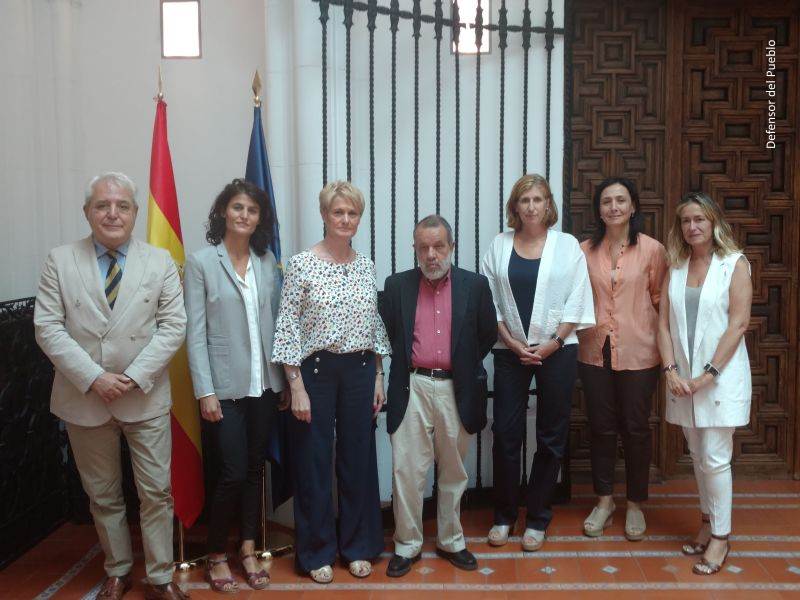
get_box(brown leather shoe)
[143,582,190,600]
[97,574,132,600]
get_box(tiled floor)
[3,480,800,599]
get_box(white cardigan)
[480,229,595,348]
[666,252,751,428]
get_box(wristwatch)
[550,333,565,348]
[288,371,300,381]
[662,364,678,373]
[703,362,720,378]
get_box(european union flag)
[246,104,290,507]
[246,105,281,265]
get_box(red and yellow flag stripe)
[147,99,204,529]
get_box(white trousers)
[391,373,470,558]
[682,426,735,537]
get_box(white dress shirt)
[235,259,265,398]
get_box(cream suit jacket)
[34,236,187,426]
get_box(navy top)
[508,247,540,335]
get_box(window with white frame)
[161,0,201,58]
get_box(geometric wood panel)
[567,0,800,479]
[666,0,800,477]
[567,0,668,481]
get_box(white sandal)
[625,507,646,541]
[487,524,512,547]
[309,565,333,584]
[348,560,372,578]
[521,528,545,552]
[583,503,615,537]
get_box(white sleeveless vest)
[665,252,751,428]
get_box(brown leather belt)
[411,367,453,379]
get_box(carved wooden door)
[566,0,800,478]
[664,0,800,477]
[566,0,670,480]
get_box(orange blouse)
[577,233,668,370]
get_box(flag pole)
[157,65,164,101]
[153,68,203,572]
[252,69,262,108]
[251,69,292,561]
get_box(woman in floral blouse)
[272,180,390,584]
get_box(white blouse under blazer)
[480,229,595,348]
[666,252,751,428]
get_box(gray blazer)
[184,243,284,400]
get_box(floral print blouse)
[271,250,391,366]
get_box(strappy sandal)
[583,503,615,537]
[205,555,239,594]
[348,560,372,578]
[239,551,269,590]
[682,514,711,556]
[488,524,512,547]
[692,534,730,575]
[309,565,333,584]
[625,506,646,541]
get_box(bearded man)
[379,214,497,577]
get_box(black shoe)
[435,548,478,571]
[386,553,421,577]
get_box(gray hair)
[84,172,138,207]
[414,214,454,244]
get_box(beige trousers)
[66,413,174,585]
[391,373,470,558]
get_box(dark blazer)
[381,266,498,435]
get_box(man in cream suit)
[34,172,188,600]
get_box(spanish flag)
[147,98,204,528]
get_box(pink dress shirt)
[411,270,452,370]
[577,233,668,370]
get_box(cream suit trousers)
[391,373,470,558]
[682,426,735,537]
[66,414,174,585]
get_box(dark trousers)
[491,344,577,531]
[207,391,277,553]
[578,338,659,502]
[289,350,383,572]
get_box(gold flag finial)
[156,65,164,101]
[252,70,262,107]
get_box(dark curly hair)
[206,179,274,256]
[589,176,644,248]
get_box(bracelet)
[287,371,300,381]
[550,333,565,348]
[662,364,678,373]
[376,371,385,376]
[703,362,720,378]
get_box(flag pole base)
[175,556,204,572]
[258,459,294,560]
[174,521,205,571]
[256,536,294,561]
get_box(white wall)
[1,0,565,505]
[1,0,564,299]
[0,0,267,300]
[263,0,565,504]
[264,0,565,280]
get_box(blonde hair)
[666,192,741,266]
[506,174,558,230]
[319,180,365,215]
